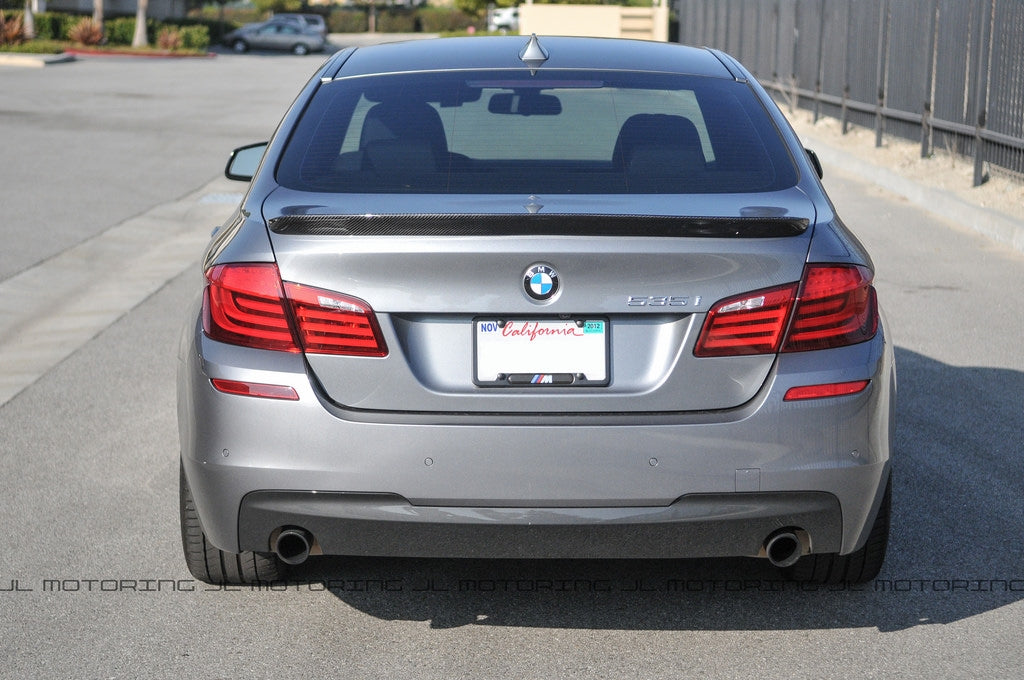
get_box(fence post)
[754,0,763,77]
[972,0,994,187]
[921,0,939,159]
[813,0,826,123]
[773,0,782,93]
[841,0,853,135]
[874,0,890,148]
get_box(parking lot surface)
[1,47,1022,678]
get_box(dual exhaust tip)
[274,526,807,569]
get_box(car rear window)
[276,70,798,194]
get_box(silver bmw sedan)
[178,36,895,585]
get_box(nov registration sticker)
[474,319,609,387]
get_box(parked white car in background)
[488,7,519,32]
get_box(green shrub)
[175,17,224,42]
[327,8,367,33]
[31,11,61,40]
[0,38,65,53]
[105,16,136,45]
[377,8,416,33]
[178,24,209,50]
[32,12,82,41]
[416,7,475,32]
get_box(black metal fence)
[676,0,1024,186]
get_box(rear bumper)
[239,490,843,559]
[178,315,894,560]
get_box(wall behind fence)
[677,0,1024,186]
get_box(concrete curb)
[0,52,76,67]
[0,178,242,406]
[64,47,215,59]
[798,128,1024,256]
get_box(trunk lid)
[263,189,815,413]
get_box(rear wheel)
[292,43,309,55]
[180,463,286,585]
[231,39,248,53]
[784,472,891,583]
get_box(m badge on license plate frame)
[474,318,609,387]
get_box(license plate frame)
[473,318,609,387]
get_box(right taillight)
[782,264,877,352]
[202,263,388,357]
[694,264,878,357]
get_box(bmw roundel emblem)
[523,264,560,301]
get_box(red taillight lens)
[782,265,878,352]
[693,283,798,357]
[202,263,388,357]
[204,264,299,352]
[694,265,878,357]
[283,283,388,357]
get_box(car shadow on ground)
[286,346,1024,631]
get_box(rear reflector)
[211,379,299,401]
[203,263,388,357]
[784,380,869,401]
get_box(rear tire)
[231,39,248,53]
[180,463,286,585]
[783,472,891,584]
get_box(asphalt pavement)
[1,44,1022,679]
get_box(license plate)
[474,319,608,386]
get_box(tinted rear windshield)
[276,70,798,194]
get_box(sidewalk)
[787,109,1024,256]
[0,178,242,406]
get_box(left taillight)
[694,264,878,357]
[282,282,388,357]
[692,283,798,357]
[204,264,298,352]
[202,263,388,357]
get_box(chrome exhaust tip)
[764,530,803,568]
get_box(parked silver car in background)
[179,36,895,585]
[271,12,328,37]
[223,19,326,55]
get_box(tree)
[132,0,148,47]
[93,0,104,34]
[22,0,35,40]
